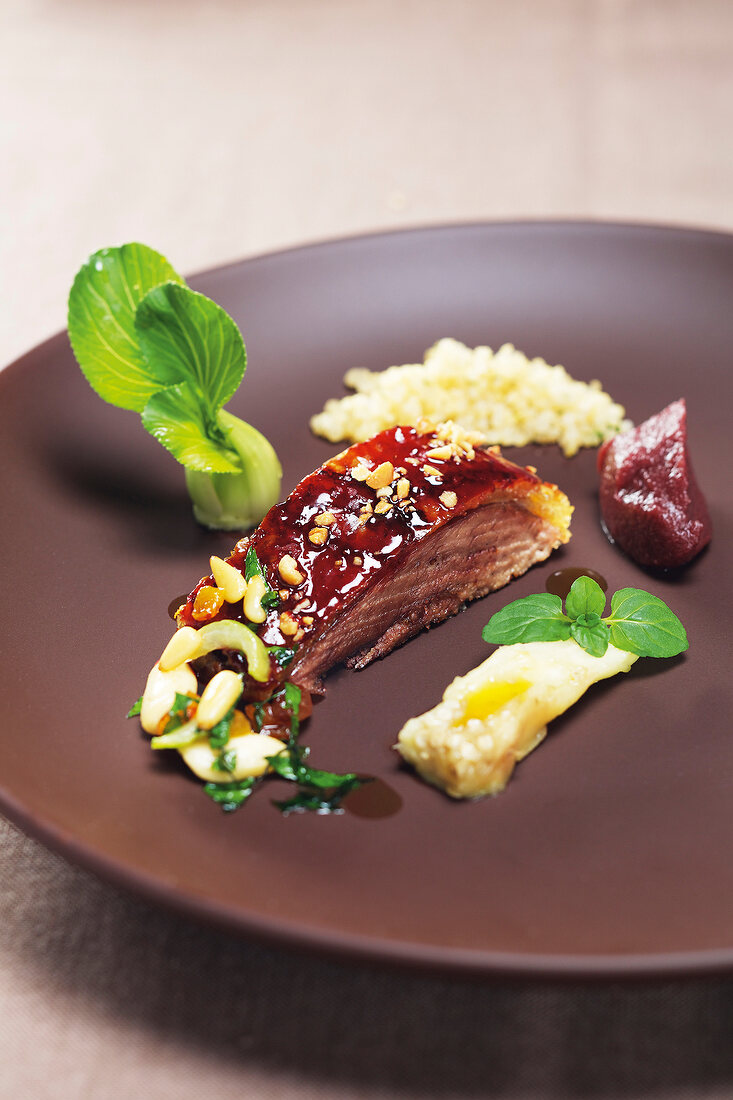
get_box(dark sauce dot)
[343,778,403,819]
[546,567,607,601]
[168,594,190,620]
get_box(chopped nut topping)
[351,463,371,482]
[279,589,289,600]
[525,464,537,474]
[489,445,501,454]
[279,611,299,636]
[335,558,344,567]
[422,464,441,478]
[374,499,392,515]
[366,461,394,490]
[308,527,329,546]
[358,512,371,525]
[315,510,335,526]
[294,628,305,643]
[353,556,363,565]
[395,466,407,475]
[425,444,453,461]
[433,419,485,450]
[302,615,314,626]
[361,500,374,513]
[293,598,311,612]
[278,554,305,585]
[405,456,421,466]
[395,477,410,499]
[375,486,392,498]
[439,490,458,508]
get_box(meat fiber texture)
[178,423,573,700]
[598,399,711,569]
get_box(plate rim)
[2,218,732,980]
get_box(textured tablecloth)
[3,2,733,1096]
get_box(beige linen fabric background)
[2,1,733,1097]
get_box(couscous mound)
[310,338,630,457]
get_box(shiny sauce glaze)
[178,425,555,702]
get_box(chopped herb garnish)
[164,692,196,733]
[244,546,280,609]
[267,746,359,790]
[213,749,238,774]
[482,577,688,659]
[274,777,364,816]
[126,696,143,718]
[203,777,258,812]
[207,708,234,750]
[269,645,297,668]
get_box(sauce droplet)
[343,778,403,819]
[545,567,607,601]
[168,594,190,620]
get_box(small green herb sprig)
[68,242,281,530]
[482,576,688,659]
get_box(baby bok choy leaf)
[67,242,281,530]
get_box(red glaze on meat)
[598,399,712,569]
[178,424,572,700]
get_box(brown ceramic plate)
[0,223,730,979]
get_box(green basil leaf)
[68,243,184,411]
[135,282,246,421]
[570,616,610,657]
[606,588,689,658]
[141,383,243,473]
[482,593,571,645]
[565,576,606,619]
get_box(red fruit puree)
[598,399,711,569]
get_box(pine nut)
[350,463,370,482]
[374,499,392,515]
[196,670,244,730]
[439,490,458,508]
[180,732,285,782]
[278,554,304,585]
[308,527,328,546]
[395,477,410,499]
[243,574,268,623]
[315,511,335,526]
[159,626,200,672]
[210,555,247,603]
[140,662,198,735]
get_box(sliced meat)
[178,423,572,700]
